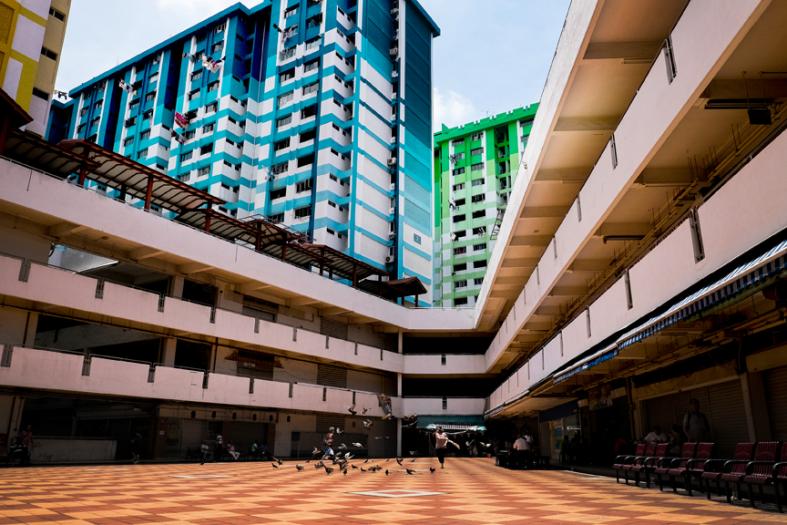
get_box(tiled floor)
[0,458,784,524]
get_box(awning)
[551,237,787,385]
[416,415,486,432]
[617,238,786,349]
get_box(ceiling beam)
[635,168,696,187]
[549,286,587,296]
[554,116,618,133]
[238,282,272,294]
[700,78,787,99]
[48,222,88,238]
[509,235,552,246]
[534,168,590,183]
[322,307,350,317]
[583,41,661,62]
[493,276,527,285]
[534,304,563,316]
[129,246,165,261]
[568,259,610,272]
[290,297,321,307]
[501,257,539,268]
[595,222,651,237]
[178,262,213,274]
[520,205,571,219]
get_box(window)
[472,226,486,236]
[473,243,486,251]
[277,114,292,127]
[206,101,218,113]
[188,89,199,100]
[453,263,467,272]
[470,147,482,156]
[452,167,465,176]
[199,144,212,156]
[472,210,485,219]
[191,70,203,81]
[144,92,155,102]
[149,72,158,83]
[451,138,463,146]
[212,42,223,54]
[297,154,315,167]
[471,194,484,203]
[80,107,88,116]
[471,163,483,171]
[455,230,467,239]
[455,280,467,288]
[180,151,193,162]
[413,233,422,244]
[279,69,295,83]
[304,59,319,74]
[270,188,286,199]
[303,82,319,95]
[123,137,134,146]
[202,123,215,133]
[455,198,465,206]
[32,87,49,100]
[49,7,66,20]
[179,172,191,182]
[473,260,487,269]
[214,24,225,33]
[299,129,316,142]
[474,277,484,286]
[278,91,293,106]
[294,207,311,218]
[452,183,464,192]
[453,247,466,255]
[284,5,298,17]
[301,104,317,119]
[271,162,288,175]
[138,148,148,159]
[498,161,509,174]
[471,132,482,141]
[269,212,284,223]
[207,81,219,93]
[198,166,210,176]
[305,37,320,51]
[274,138,290,151]
[455,297,468,306]
[125,117,136,127]
[471,178,484,187]
[40,46,58,60]
[296,180,312,193]
[140,130,150,141]
[452,214,466,223]
[280,46,296,60]
[184,130,196,139]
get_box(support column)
[161,338,177,367]
[22,312,38,347]
[396,329,403,457]
[170,276,185,299]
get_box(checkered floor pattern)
[0,458,784,524]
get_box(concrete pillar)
[170,276,184,298]
[397,330,403,354]
[22,312,38,347]
[396,372,403,457]
[161,337,177,367]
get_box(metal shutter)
[765,366,787,440]
[704,380,748,457]
[317,364,347,388]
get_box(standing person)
[323,427,335,458]
[19,425,33,466]
[200,441,210,465]
[213,433,224,462]
[434,426,459,469]
[682,399,711,442]
[130,431,142,464]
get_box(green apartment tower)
[433,104,538,307]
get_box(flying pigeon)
[360,466,367,472]
[351,464,358,469]
[362,407,369,415]
[405,468,416,475]
[385,469,389,475]
[395,457,403,466]
[335,427,343,435]
[429,467,436,473]
[273,457,283,465]
[271,463,279,468]
[337,443,348,451]
[408,450,416,456]
[352,442,363,448]
[363,458,369,463]
[348,404,357,416]
[343,469,348,475]
[362,419,373,429]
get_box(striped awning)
[552,238,787,385]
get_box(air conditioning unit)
[387,157,397,166]
[389,47,398,57]
[385,255,394,263]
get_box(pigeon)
[405,468,416,475]
[343,469,348,475]
[363,458,369,463]
[271,463,279,468]
[312,446,322,456]
[352,442,363,448]
[385,469,389,475]
[345,453,353,461]
[335,427,343,435]
[348,404,357,416]
[410,458,417,463]
[314,461,323,469]
[429,467,436,473]
[409,450,416,456]
[324,465,334,475]
[362,407,369,414]
[362,419,373,429]
[360,466,367,472]
[296,464,304,471]
[273,456,283,465]
[480,442,491,449]
[351,464,358,469]
[382,413,394,420]
[395,457,403,466]
[337,443,348,451]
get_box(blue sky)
[56,0,569,130]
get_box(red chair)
[721,441,778,504]
[634,443,669,488]
[774,443,787,513]
[701,442,754,500]
[655,442,696,491]
[614,442,645,484]
[677,442,715,495]
[743,441,782,508]
[623,442,657,486]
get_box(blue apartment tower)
[48,0,439,304]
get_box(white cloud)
[432,87,482,132]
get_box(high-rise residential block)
[47,0,438,304]
[432,105,537,307]
[0,0,70,135]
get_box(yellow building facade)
[0,0,69,135]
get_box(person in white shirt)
[643,425,668,444]
[512,432,533,467]
[434,427,460,469]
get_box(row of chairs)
[613,441,787,512]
